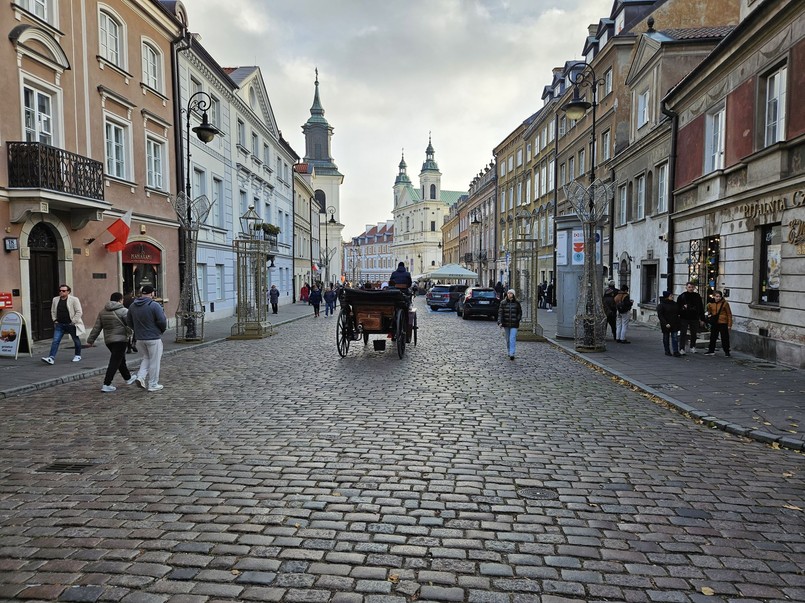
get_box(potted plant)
[261,223,281,236]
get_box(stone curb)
[545,336,804,453]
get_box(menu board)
[0,311,31,359]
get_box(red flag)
[104,210,132,253]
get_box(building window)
[508,187,513,210]
[516,149,523,166]
[141,41,162,91]
[559,116,566,137]
[548,159,555,192]
[657,162,668,213]
[23,86,54,145]
[578,149,585,176]
[526,178,531,204]
[604,68,613,96]
[430,184,436,199]
[252,132,259,156]
[197,264,207,303]
[237,119,246,147]
[705,105,725,173]
[568,156,575,180]
[764,65,787,146]
[209,95,220,128]
[758,224,781,305]
[104,119,128,179]
[508,156,513,171]
[145,138,164,190]
[559,163,566,186]
[212,177,224,227]
[540,164,547,196]
[431,221,436,232]
[635,174,645,221]
[215,265,224,300]
[618,185,627,226]
[601,129,611,161]
[641,263,658,304]
[18,0,49,21]
[548,120,555,142]
[526,143,531,161]
[637,90,649,129]
[99,9,123,67]
[193,168,206,210]
[263,143,269,163]
[516,182,522,205]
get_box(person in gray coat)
[86,292,136,392]
[126,285,167,392]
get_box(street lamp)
[561,62,611,352]
[471,213,482,283]
[322,205,336,286]
[175,91,221,342]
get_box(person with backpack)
[613,285,633,344]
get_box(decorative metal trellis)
[563,179,613,352]
[170,191,213,342]
[230,206,273,339]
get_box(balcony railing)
[7,142,104,201]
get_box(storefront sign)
[789,219,805,255]
[122,242,161,264]
[738,189,805,218]
[0,292,12,309]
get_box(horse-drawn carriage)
[336,288,418,358]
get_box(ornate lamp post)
[471,213,481,282]
[562,62,613,352]
[173,91,221,342]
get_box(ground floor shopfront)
[673,183,805,368]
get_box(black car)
[426,284,467,311]
[455,287,500,320]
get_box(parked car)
[426,284,467,311]
[455,287,500,320]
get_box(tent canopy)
[425,263,478,279]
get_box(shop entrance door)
[28,223,60,340]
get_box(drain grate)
[517,487,559,500]
[37,462,95,474]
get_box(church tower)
[418,134,441,202]
[393,150,411,208]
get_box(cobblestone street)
[1,299,803,602]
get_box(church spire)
[395,148,411,185]
[421,132,439,173]
[302,68,342,176]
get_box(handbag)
[113,311,134,340]
[708,302,724,327]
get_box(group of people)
[42,284,167,393]
[604,280,734,357]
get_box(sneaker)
[665,352,672,356]
[673,352,682,357]
[704,351,715,356]
[126,376,139,385]
[509,355,515,360]
[147,384,164,392]
[101,384,116,393]
[689,347,696,354]
[724,352,731,357]
[41,356,54,365]
[135,376,146,389]
[72,355,81,362]
[679,349,686,355]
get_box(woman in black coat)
[656,290,682,356]
[497,289,523,360]
[308,286,323,318]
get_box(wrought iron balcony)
[7,142,104,201]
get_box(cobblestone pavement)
[1,299,803,602]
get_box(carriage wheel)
[396,309,407,358]
[337,308,351,357]
[363,332,369,345]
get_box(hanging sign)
[0,292,12,309]
[556,231,568,265]
[571,229,585,265]
[0,311,32,359]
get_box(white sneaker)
[101,384,116,393]
[135,376,146,389]
[147,384,164,392]
[126,376,139,385]
[41,356,54,365]
[679,349,686,356]
[689,347,696,354]
[72,355,81,362]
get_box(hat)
[141,285,155,295]
[507,289,516,295]
[608,280,615,287]
[662,290,671,298]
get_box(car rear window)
[430,286,449,293]
[473,290,497,299]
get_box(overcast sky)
[185,0,612,239]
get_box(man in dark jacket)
[656,290,682,357]
[389,262,412,288]
[602,281,619,340]
[126,285,167,392]
[676,281,705,355]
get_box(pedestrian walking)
[537,282,545,309]
[323,284,337,317]
[603,281,619,340]
[545,281,554,312]
[494,281,505,299]
[126,285,167,392]
[85,292,137,392]
[268,284,280,314]
[300,283,310,303]
[41,284,84,365]
[657,290,682,357]
[705,290,733,357]
[677,281,706,355]
[613,285,633,343]
[497,289,522,360]
[308,285,322,317]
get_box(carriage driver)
[389,262,412,289]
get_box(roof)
[650,26,736,42]
[441,190,466,207]
[223,66,258,86]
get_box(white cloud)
[183,0,612,238]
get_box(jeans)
[616,312,630,341]
[104,342,131,385]
[137,339,163,388]
[325,300,336,316]
[48,322,81,358]
[504,327,517,357]
[679,318,700,350]
[662,331,680,354]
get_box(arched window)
[141,40,162,91]
[99,7,125,68]
[430,184,436,199]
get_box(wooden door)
[27,224,59,340]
